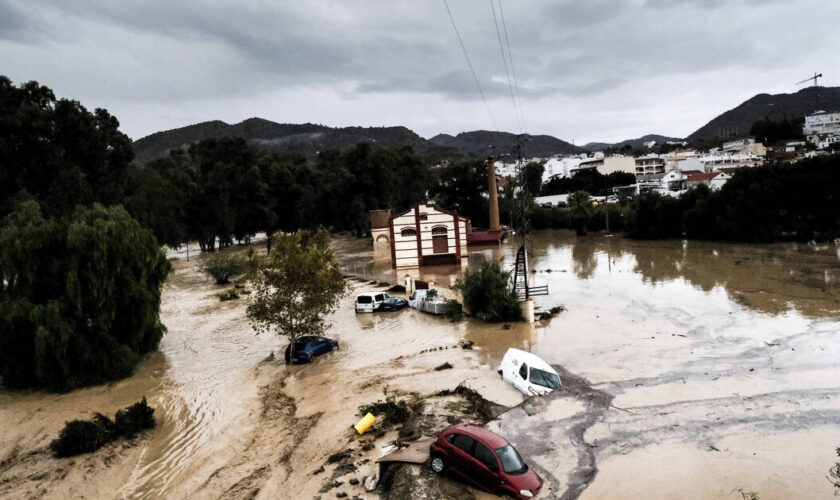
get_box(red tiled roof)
[686,172,721,182]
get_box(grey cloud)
[0,0,837,141]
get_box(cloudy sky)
[1,0,838,143]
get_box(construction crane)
[796,72,822,87]
[796,72,823,108]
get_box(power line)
[442,0,498,131]
[489,0,522,133]
[497,0,526,132]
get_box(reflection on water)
[335,230,840,319]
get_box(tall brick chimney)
[487,156,500,231]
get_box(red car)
[429,423,543,499]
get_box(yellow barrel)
[354,413,376,435]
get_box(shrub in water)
[114,397,156,438]
[202,253,245,284]
[453,258,522,322]
[50,398,156,457]
[49,419,112,458]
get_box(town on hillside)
[466,109,840,207]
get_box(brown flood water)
[1,230,839,499]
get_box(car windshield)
[529,368,560,389]
[495,444,528,475]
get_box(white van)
[355,292,386,313]
[498,348,561,396]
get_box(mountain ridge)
[132,119,583,163]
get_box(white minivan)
[355,292,386,313]
[498,348,561,396]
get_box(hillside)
[428,130,582,158]
[687,86,840,144]
[133,119,582,163]
[133,118,433,163]
[582,134,684,151]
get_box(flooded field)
[1,230,839,499]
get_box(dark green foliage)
[523,162,545,196]
[541,169,635,196]
[202,253,245,284]
[568,191,595,235]
[0,202,170,391]
[50,419,113,458]
[0,77,134,219]
[624,156,840,242]
[453,259,522,322]
[50,398,155,457]
[127,138,432,247]
[749,117,803,144]
[829,447,840,492]
[624,192,683,239]
[114,397,156,438]
[531,206,572,230]
[429,159,490,228]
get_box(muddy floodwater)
[1,230,839,499]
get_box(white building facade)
[389,203,469,268]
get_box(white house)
[542,156,585,182]
[685,171,731,190]
[803,110,840,135]
[388,203,469,269]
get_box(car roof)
[357,292,384,297]
[446,423,508,449]
[503,348,557,374]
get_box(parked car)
[498,348,561,396]
[378,294,408,311]
[355,292,386,313]
[284,336,339,364]
[356,292,408,312]
[429,423,542,499]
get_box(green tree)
[0,201,170,390]
[429,159,489,228]
[0,77,134,218]
[453,259,522,322]
[568,191,594,235]
[523,162,545,196]
[246,228,347,363]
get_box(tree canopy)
[0,76,134,218]
[0,202,170,390]
[454,258,522,322]
[246,229,347,361]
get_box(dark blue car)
[284,336,339,364]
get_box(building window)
[431,226,448,236]
[419,212,428,221]
[400,228,417,237]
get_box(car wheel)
[332,343,338,351]
[430,455,446,474]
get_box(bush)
[114,397,156,438]
[50,398,156,458]
[50,419,113,458]
[202,252,245,284]
[454,259,522,322]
